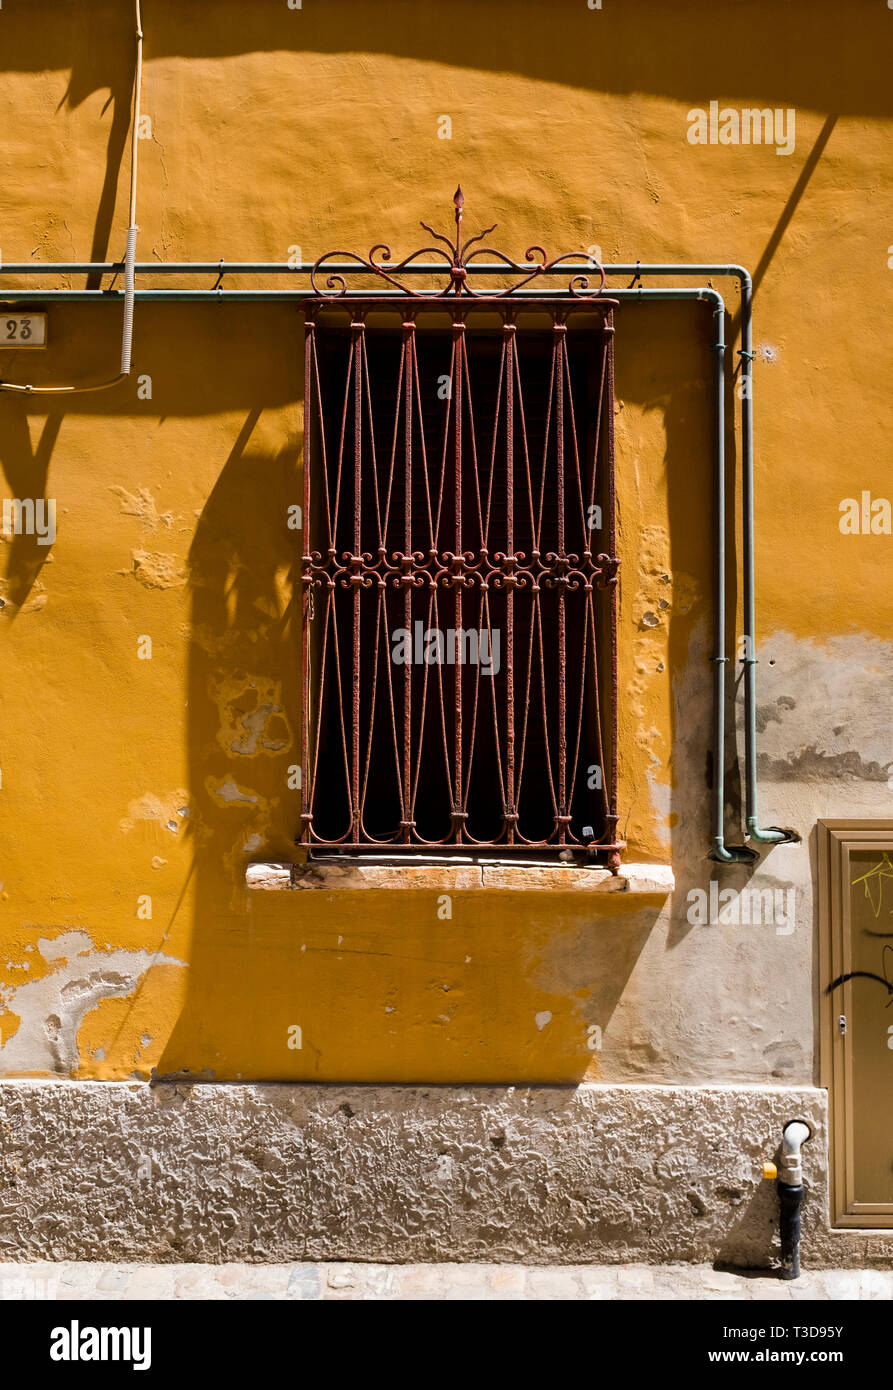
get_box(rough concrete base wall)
[1,1081,891,1268]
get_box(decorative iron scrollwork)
[310,187,606,300]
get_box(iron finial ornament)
[310,190,606,300]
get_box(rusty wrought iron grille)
[300,194,622,867]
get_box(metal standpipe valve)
[763,1120,812,1279]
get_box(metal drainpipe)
[734,266,799,847]
[0,259,794,856]
[706,289,755,864]
[607,264,799,849]
[607,285,753,862]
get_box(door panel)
[820,823,893,1227]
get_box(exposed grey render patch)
[211,778,259,806]
[0,1080,889,1268]
[759,746,893,783]
[0,934,186,1075]
[755,694,796,733]
[231,703,287,756]
[750,632,893,783]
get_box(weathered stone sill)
[245,860,675,894]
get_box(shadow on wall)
[2,1,137,276]
[157,311,667,1084]
[612,299,757,942]
[2,0,891,116]
[0,409,63,610]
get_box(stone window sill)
[245,859,674,895]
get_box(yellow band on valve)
[762,1162,778,1181]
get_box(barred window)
[300,300,621,865]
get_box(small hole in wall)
[768,659,776,665]
[490,1134,506,1150]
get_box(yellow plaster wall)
[0,0,890,1082]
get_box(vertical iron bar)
[301,316,315,843]
[452,320,465,842]
[351,318,364,841]
[555,322,567,842]
[586,332,610,841]
[603,311,621,869]
[402,318,415,840]
[504,320,516,842]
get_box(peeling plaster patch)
[643,736,672,851]
[231,703,287,755]
[210,675,292,758]
[151,857,167,870]
[756,694,796,733]
[207,776,259,806]
[108,486,177,531]
[535,1011,552,1031]
[123,550,188,590]
[760,746,893,782]
[629,527,701,850]
[39,931,93,964]
[751,632,893,782]
[120,791,190,835]
[0,932,186,1075]
[242,834,263,852]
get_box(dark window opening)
[300,301,621,863]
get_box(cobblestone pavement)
[0,1262,889,1300]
